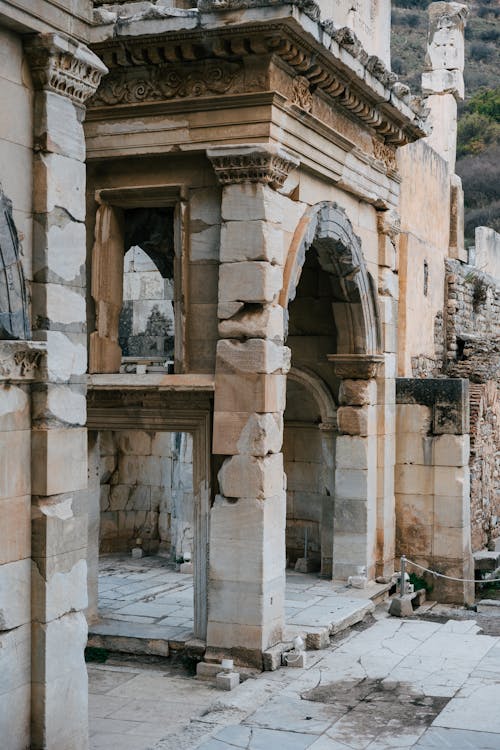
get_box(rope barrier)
[402,556,500,585]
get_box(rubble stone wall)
[99,430,194,558]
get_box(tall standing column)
[207,145,298,667]
[25,35,106,750]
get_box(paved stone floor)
[91,555,381,651]
[89,607,500,750]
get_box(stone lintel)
[25,32,108,106]
[327,354,384,380]
[0,341,46,383]
[207,144,299,189]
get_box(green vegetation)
[391,1,500,243]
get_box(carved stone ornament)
[291,76,313,113]
[25,33,108,105]
[91,61,243,107]
[0,341,46,382]
[376,209,401,240]
[372,139,397,171]
[327,353,384,379]
[207,144,300,189]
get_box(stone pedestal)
[207,144,298,666]
[25,33,106,750]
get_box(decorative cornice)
[89,17,427,146]
[198,0,320,20]
[327,354,384,379]
[25,33,108,106]
[207,144,299,188]
[0,341,46,382]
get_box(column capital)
[376,208,400,240]
[207,143,299,189]
[327,353,384,379]
[25,33,108,106]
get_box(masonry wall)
[0,26,33,749]
[99,430,194,558]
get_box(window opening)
[118,207,175,372]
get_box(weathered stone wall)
[99,430,194,558]
[395,378,473,604]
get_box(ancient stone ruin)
[0,1,498,747]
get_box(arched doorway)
[282,202,383,580]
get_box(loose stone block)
[218,453,284,499]
[216,339,290,375]
[216,671,240,690]
[219,261,283,304]
[31,427,87,495]
[0,559,30,629]
[219,304,285,343]
[221,220,284,264]
[339,379,377,406]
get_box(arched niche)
[280,201,381,356]
[0,187,30,340]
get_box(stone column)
[329,355,383,581]
[25,34,106,750]
[206,144,298,667]
[422,2,468,172]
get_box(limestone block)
[32,282,86,330]
[31,427,87,495]
[221,183,284,223]
[190,186,221,225]
[336,436,375,471]
[339,379,377,406]
[191,224,220,262]
[379,236,397,270]
[206,616,284,655]
[210,493,285,544]
[434,494,467,528]
[432,525,469,558]
[0,683,30,750]
[434,465,469,498]
[31,614,88,750]
[118,430,152,455]
[0,430,30,500]
[33,153,86,221]
[0,559,30,629]
[336,406,374,437]
[214,371,286,413]
[213,411,282,456]
[422,69,464,99]
[216,671,240,690]
[32,504,87,558]
[218,300,244,320]
[32,383,86,426]
[0,622,30,697]
[378,268,399,299]
[34,90,85,161]
[396,492,434,527]
[221,220,284,265]
[383,323,397,354]
[218,453,284,499]
[219,304,285,343]
[334,498,368,533]
[396,433,432,466]
[396,404,432,435]
[37,330,87,382]
[219,261,283,304]
[394,464,433,496]
[151,432,173,457]
[32,557,88,622]
[433,434,469,467]
[0,494,30,563]
[0,385,29,432]
[33,213,86,286]
[335,469,369,501]
[207,576,284,629]
[216,339,290,375]
[100,485,110,511]
[210,532,285,584]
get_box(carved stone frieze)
[0,341,46,382]
[25,33,108,105]
[372,139,397,171]
[291,76,312,112]
[90,61,244,106]
[207,144,299,188]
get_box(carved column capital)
[376,208,401,240]
[207,144,299,189]
[0,341,45,382]
[25,33,108,106]
[327,353,384,379]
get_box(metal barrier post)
[400,555,406,597]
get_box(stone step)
[474,549,500,573]
[88,618,194,657]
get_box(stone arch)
[287,365,337,429]
[0,186,30,340]
[280,202,381,355]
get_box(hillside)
[391,0,500,243]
